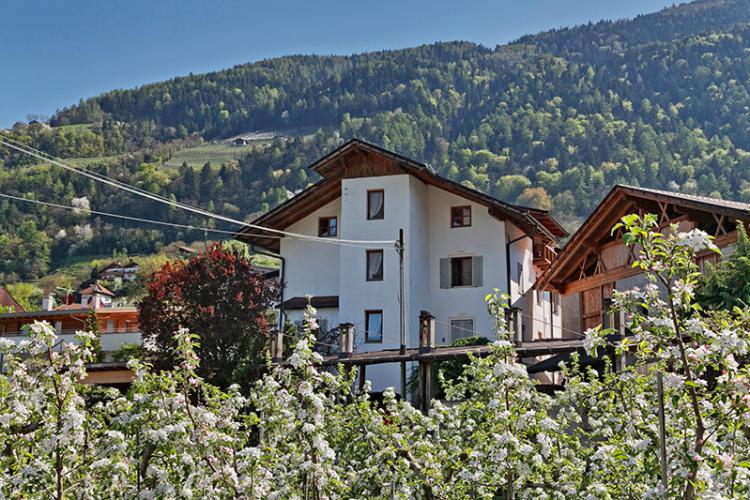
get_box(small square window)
[451,206,471,228]
[365,310,383,343]
[318,217,337,237]
[366,249,384,281]
[367,190,384,220]
[450,257,473,287]
[450,318,474,342]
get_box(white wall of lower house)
[281,198,341,300]
[285,307,339,340]
[2,331,141,356]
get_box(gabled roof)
[536,184,750,292]
[236,138,566,251]
[99,262,123,272]
[0,286,24,312]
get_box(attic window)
[451,206,471,228]
[318,217,337,237]
[367,190,384,220]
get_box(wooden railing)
[533,242,557,269]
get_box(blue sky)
[1,0,684,126]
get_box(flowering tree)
[580,214,750,498]
[3,217,750,498]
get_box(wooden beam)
[713,213,727,236]
[82,369,134,385]
[562,265,642,295]
[657,201,670,224]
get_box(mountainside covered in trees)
[3,0,750,283]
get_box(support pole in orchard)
[657,371,668,491]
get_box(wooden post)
[358,364,367,393]
[418,311,435,414]
[338,323,354,359]
[419,311,435,353]
[271,329,283,363]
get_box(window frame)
[365,310,383,343]
[318,216,338,238]
[449,318,475,342]
[366,249,384,282]
[450,206,472,228]
[450,256,473,287]
[367,189,385,220]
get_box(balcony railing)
[533,243,557,270]
[0,330,142,353]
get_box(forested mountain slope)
[3,0,750,282]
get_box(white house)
[237,139,566,393]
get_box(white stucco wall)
[281,198,341,300]
[337,175,412,391]
[274,173,552,393]
[426,185,508,345]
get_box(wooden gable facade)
[536,185,750,335]
[235,138,566,252]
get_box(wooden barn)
[535,185,750,337]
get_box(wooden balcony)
[533,242,557,270]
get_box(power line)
[0,136,397,248]
[0,192,281,238]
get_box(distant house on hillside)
[231,137,248,146]
[236,139,567,393]
[536,185,750,339]
[99,261,139,282]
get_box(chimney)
[41,294,56,311]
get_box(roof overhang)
[235,138,565,252]
[536,184,750,293]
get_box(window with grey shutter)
[440,258,450,288]
[471,256,483,287]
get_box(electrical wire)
[0,192,282,238]
[0,136,397,248]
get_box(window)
[318,217,337,237]
[451,206,471,228]
[517,263,524,294]
[440,256,483,288]
[366,249,384,281]
[450,318,474,341]
[365,310,383,343]
[106,320,115,333]
[367,190,384,220]
[552,292,560,314]
[451,257,472,287]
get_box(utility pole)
[397,228,407,400]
